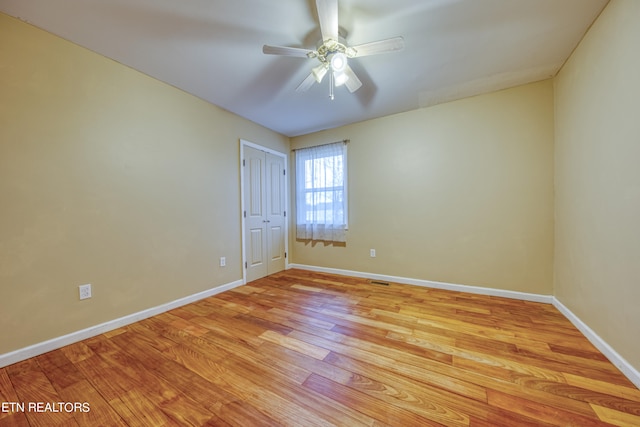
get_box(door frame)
[240,139,289,284]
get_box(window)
[295,141,348,242]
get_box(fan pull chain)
[329,72,335,100]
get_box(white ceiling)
[0,0,609,137]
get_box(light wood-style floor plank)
[1,269,639,426]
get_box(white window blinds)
[295,141,348,242]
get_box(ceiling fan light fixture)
[330,52,347,73]
[334,71,349,86]
[312,63,329,83]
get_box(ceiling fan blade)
[263,45,315,58]
[349,36,405,58]
[344,65,362,93]
[316,0,338,42]
[296,72,317,92]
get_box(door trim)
[240,139,289,284]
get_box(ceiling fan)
[263,0,405,99]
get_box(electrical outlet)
[220,257,226,267]
[79,284,92,300]
[370,249,376,258]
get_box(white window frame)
[295,141,348,242]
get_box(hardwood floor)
[1,269,639,426]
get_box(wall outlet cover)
[79,284,92,300]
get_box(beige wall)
[291,80,555,294]
[0,14,288,354]
[554,0,640,371]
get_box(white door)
[243,145,286,282]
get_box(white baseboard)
[289,263,640,389]
[0,279,244,368]
[288,263,554,304]
[552,298,640,389]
